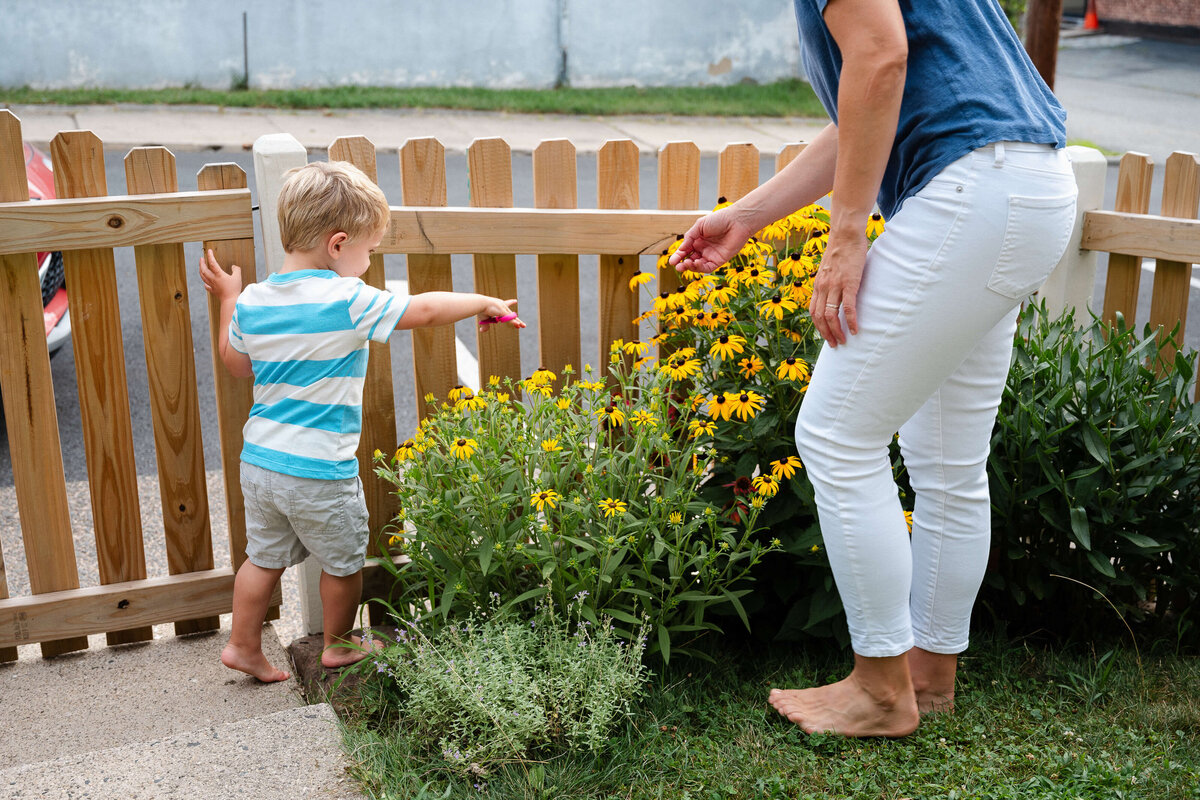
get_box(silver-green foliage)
[363,596,648,773]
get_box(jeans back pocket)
[987,192,1078,300]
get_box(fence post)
[251,133,325,636]
[1038,145,1107,319]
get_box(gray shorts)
[240,461,370,577]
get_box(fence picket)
[534,139,581,388]
[656,142,700,299]
[1102,153,1154,328]
[401,138,458,416]
[124,147,217,636]
[468,139,521,387]
[1147,152,1200,371]
[52,131,151,647]
[196,165,256,575]
[598,140,640,374]
[775,142,808,173]
[718,143,760,204]
[0,110,87,658]
[330,138,400,575]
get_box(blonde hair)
[277,161,390,253]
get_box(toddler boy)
[200,160,523,681]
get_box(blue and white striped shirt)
[228,269,410,479]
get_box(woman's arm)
[810,0,908,345]
[670,123,840,275]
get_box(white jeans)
[794,142,1077,658]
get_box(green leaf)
[1120,532,1165,550]
[657,624,671,664]
[1086,549,1117,579]
[1069,506,1092,550]
[1081,422,1109,465]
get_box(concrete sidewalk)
[7,103,829,156]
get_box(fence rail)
[1,105,1197,655]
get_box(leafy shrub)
[352,596,648,775]
[373,359,778,662]
[984,303,1200,640]
[646,199,886,645]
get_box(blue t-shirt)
[794,0,1068,218]
[229,270,410,480]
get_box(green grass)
[335,635,1200,799]
[0,81,826,118]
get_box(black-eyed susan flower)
[737,355,765,379]
[556,398,571,411]
[743,267,774,288]
[904,509,913,533]
[729,390,766,421]
[448,385,471,402]
[631,409,658,428]
[531,489,561,511]
[596,403,626,428]
[394,439,416,462]
[622,339,649,357]
[457,394,487,412]
[487,375,501,388]
[866,212,885,238]
[787,279,814,307]
[628,270,653,291]
[713,196,731,211]
[758,217,791,240]
[770,455,803,480]
[706,392,734,421]
[541,439,562,453]
[688,418,717,438]
[752,474,780,497]
[750,496,766,509]
[372,448,383,460]
[668,511,683,526]
[659,356,702,381]
[776,357,811,382]
[450,437,478,459]
[803,234,829,256]
[598,498,628,518]
[708,283,738,306]
[759,294,799,321]
[709,333,746,361]
[531,367,557,385]
[778,252,805,279]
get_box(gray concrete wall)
[0,0,803,90]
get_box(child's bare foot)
[221,643,291,683]
[768,673,919,738]
[321,634,385,669]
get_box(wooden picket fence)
[1,103,1197,657]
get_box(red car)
[24,141,70,355]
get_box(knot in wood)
[106,215,124,229]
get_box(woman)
[670,0,1077,737]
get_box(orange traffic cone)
[1084,0,1101,31]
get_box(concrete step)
[0,704,364,799]
[0,621,364,797]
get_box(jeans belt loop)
[993,141,1006,168]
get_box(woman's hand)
[668,207,755,275]
[808,230,868,347]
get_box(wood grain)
[598,140,640,375]
[400,138,458,418]
[125,147,217,637]
[51,130,151,647]
[1101,153,1154,327]
[0,189,251,254]
[533,139,581,390]
[468,139,521,388]
[0,110,87,658]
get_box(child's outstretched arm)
[397,292,526,331]
[198,249,254,379]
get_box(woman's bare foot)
[221,643,291,683]
[768,654,920,737]
[321,634,385,669]
[907,647,957,714]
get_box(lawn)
[0,81,826,118]
[336,633,1200,799]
